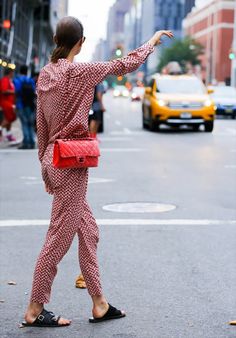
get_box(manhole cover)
[103,202,176,213]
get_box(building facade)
[184,0,196,16]
[124,0,143,54]
[183,0,235,84]
[92,39,107,62]
[230,0,236,87]
[141,0,185,75]
[106,0,132,59]
[0,0,68,75]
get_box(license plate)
[225,109,233,113]
[180,112,192,119]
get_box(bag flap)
[55,139,100,158]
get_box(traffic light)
[115,48,122,57]
[3,20,11,29]
[229,49,235,60]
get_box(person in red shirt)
[0,68,16,142]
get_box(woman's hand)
[45,183,53,195]
[148,30,174,47]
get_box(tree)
[157,37,204,73]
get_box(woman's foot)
[90,303,126,323]
[91,296,125,322]
[24,303,71,326]
[92,300,109,319]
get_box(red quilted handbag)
[53,138,100,169]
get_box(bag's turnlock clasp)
[77,157,85,163]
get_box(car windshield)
[156,77,206,94]
[211,86,236,98]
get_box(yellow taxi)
[142,74,216,132]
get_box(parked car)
[142,74,216,132]
[209,86,236,119]
[113,85,129,98]
[131,87,145,101]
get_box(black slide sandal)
[21,309,71,328]
[89,303,126,323]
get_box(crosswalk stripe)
[0,219,236,227]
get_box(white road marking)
[0,149,37,154]
[88,177,115,184]
[123,128,132,134]
[230,149,236,153]
[101,148,145,152]
[214,128,236,136]
[226,128,236,135]
[100,137,132,142]
[103,202,176,213]
[20,176,39,180]
[0,219,236,227]
[20,176,42,185]
[224,165,236,169]
[19,176,113,185]
[110,130,143,136]
[25,182,41,185]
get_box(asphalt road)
[0,91,236,338]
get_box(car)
[113,85,129,98]
[131,87,145,101]
[142,74,216,132]
[209,86,236,119]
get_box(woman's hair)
[51,16,84,63]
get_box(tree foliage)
[157,37,204,72]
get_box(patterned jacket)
[36,43,154,166]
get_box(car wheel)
[142,114,148,129]
[232,114,236,120]
[204,121,214,132]
[142,105,148,129]
[149,110,158,131]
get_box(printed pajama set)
[30,43,154,304]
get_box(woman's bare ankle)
[91,295,109,318]
[25,302,43,321]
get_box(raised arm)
[78,30,173,85]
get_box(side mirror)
[207,88,214,94]
[145,87,152,95]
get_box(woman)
[22,16,173,328]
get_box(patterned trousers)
[30,150,102,303]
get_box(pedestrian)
[89,82,106,138]
[14,65,36,149]
[22,16,173,328]
[0,68,16,143]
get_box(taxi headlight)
[157,99,167,107]
[204,99,212,107]
[114,90,119,96]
